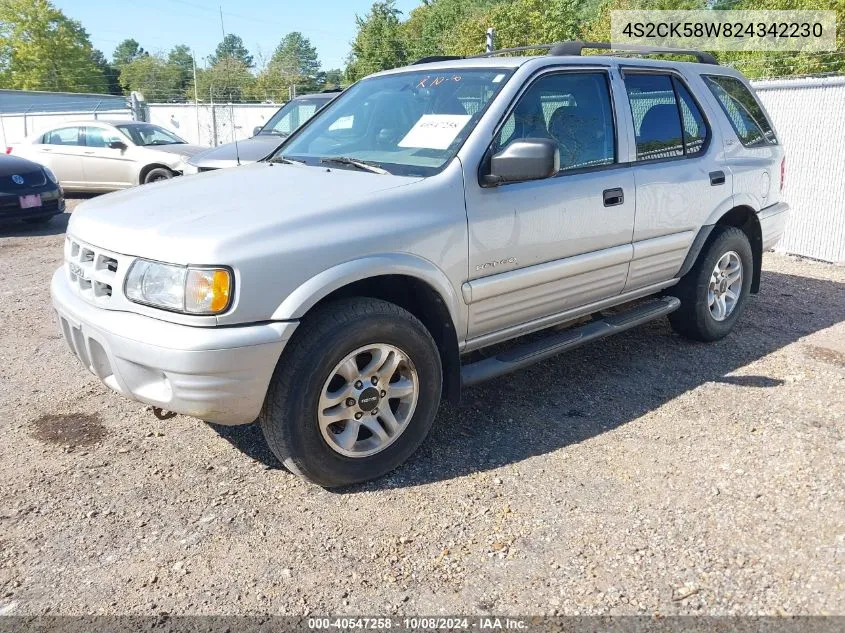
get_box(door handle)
[603,188,624,207]
[84,151,95,155]
[41,148,53,152]
[709,170,726,186]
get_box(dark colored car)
[0,154,65,225]
[188,90,341,171]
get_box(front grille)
[0,195,60,213]
[0,170,46,190]
[64,237,121,304]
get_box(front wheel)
[669,226,753,342]
[143,167,174,184]
[260,298,442,487]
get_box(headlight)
[124,259,232,314]
[43,166,58,184]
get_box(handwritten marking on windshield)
[416,75,463,89]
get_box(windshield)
[116,123,186,146]
[259,97,330,136]
[274,68,514,176]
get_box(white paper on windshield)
[398,114,472,150]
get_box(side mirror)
[252,126,263,136]
[108,140,127,151]
[482,138,559,186]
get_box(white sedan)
[9,121,208,192]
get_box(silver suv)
[52,43,789,487]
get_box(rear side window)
[42,127,81,146]
[494,71,616,172]
[624,73,709,161]
[703,75,777,147]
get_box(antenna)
[219,5,241,166]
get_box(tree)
[208,34,253,68]
[452,0,581,55]
[91,49,122,95]
[0,0,107,92]
[168,44,194,90]
[112,38,146,68]
[272,32,321,89]
[119,54,183,102]
[252,32,321,101]
[323,68,344,89]
[191,57,255,102]
[402,0,494,61]
[346,1,407,82]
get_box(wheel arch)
[683,204,763,293]
[272,256,466,404]
[138,163,174,185]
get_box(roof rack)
[412,55,464,65]
[471,40,718,65]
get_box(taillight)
[4,147,11,154]
[780,157,785,191]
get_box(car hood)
[146,144,208,158]
[68,162,423,263]
[0,154,45,175]
[189,136,284,168]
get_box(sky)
[53,0,423,70]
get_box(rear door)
[33,126,86,188]
[80,126,135,190]
[621,69,728,291]
[463,68,636,341]
[701,74,783,209]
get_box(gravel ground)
[0,199,843,617]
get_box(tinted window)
[43,127,81,146]
[675,81,707,155]
[261,98,327,136]
[494,72,615,171]
[625,74,684,161]
[704,75,777,147]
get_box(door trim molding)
[463,243,632,305]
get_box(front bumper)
[51,268,297,424]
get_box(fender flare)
[270,253,466,335]
[679,195,764,291]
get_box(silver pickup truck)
[52,42,789,487]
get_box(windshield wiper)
[268,155,305,165]
[320,156,388,175]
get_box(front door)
[80,126,135,189]
[462,68,636,341]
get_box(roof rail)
[412,55,464,65]
[472,40,718,65]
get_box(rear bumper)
[51,268,297,424]
[759,201,790,251]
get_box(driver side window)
[494,71,616,172]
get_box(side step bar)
[460,296,680,387]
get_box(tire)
[669,226,753,342]
[260,298,442,487]
[143,167,174,184]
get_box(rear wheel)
[669,226,753,342]
[260,298,442,487]
[143,167,174,184]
